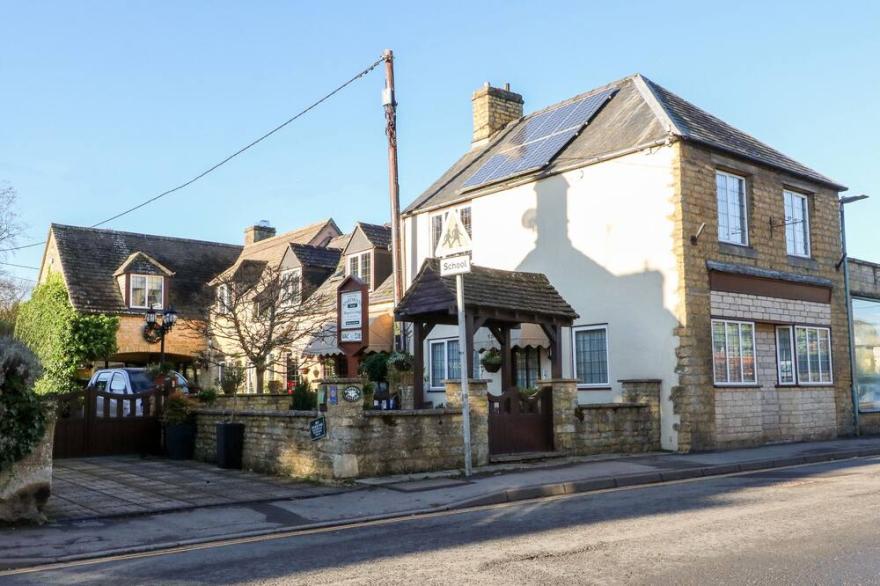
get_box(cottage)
[401,74,852,452]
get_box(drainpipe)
[840,194,869,435]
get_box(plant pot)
[216,422,245,469]
[165,423,196,460]
[482,361,502,373]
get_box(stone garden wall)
[212,394,292,412]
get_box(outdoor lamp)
[164,306,178,328]
[144,306,157,324]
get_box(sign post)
[337,276,369,376]
[435,210,473,476]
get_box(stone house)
[401,74,852,452]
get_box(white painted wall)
[403,145,682,450]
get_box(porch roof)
[394,259,578,326]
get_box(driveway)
[47,456,349,521]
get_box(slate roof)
[404,74,843,215]
[356,222,392,250]
[395,258,578,323]
[48,224,241,316]
[288,243,342,269]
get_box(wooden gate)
[53,387,166,459]
[487,387,553,455]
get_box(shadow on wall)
[514,174,681,403]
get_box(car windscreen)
[127,371,156,392]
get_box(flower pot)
[216,422,245,469]
[165,423,196,460]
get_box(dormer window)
[216,284,230,315]
[131,274,164,309]
[347,251,372,289]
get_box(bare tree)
[0,184,24,333]
[0,185,22,249]
[188,261,334,393]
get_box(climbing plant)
[14,274,118,394]
[0,338,46,469]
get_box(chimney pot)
[471,83,524,147]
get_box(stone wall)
[673,141,853,451]
[194,379,486,480]
[212,394,292,412]
[849,258,880,299]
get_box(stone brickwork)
[710,291,831,325]
[673,142,853,451]
[194,379,484,480]
[114,315,206,359]
[471,84,523,144]
[444,380,490,467]
[849,258,880,299]
[213,394,292,412]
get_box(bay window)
[712,319,756,385]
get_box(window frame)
[776,325,796,385]
[571,324,610,389]
[216,284,230,315]
[130,274,164,309]
[428,338,460,391]
[346,251,373,290]
[513,346,541,390]
[280,268,302,306]
[783,189,811,258]
[711,319,758,386]
[794,325,833,385]
[715,170,749,246]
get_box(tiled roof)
[49,224,241,316]
[356,222,392,249]
[395,259,578,322]
[289,243,342,269]
[404,74,843,214]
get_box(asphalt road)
[5,456,880,585]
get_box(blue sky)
[2,1,878,289]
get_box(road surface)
[4,456,880,584]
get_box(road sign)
[440,254,471,276]
[434,209,472,257]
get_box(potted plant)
[216,365,245,469]
[163,391,196,460]
[480,348,503,373]
[387,351,413,372]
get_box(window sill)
[714,384,761,389]
[718,242,758,259]
[787,255,818,270]
[577,386,613,391]
[776,383,834,389]
[427,388,446,393]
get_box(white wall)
[403,145,681,450]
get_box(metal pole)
[159,330,166,368]
[456,273,472,476]
[841,203,860,435]
[383,49,405,352]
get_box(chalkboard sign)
[309,416,327,441]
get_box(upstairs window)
[281,269,301,306]
[131,274,163,309]
[783,190,811,257]
[716,171,748,246]
[347,252,372,289]
[216,284,230,315]
[431,206,472,256]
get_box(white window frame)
[280,268,301,306]
[428,338,460,391]
[130,274,164,309]
[716,170,749,246]
[795,326,833,385]
[430,205,472,256]
[711,319,758,386]
[571,324,610,389]
[776,325,796,386]
[347,251,373,289]
[783,189,811,258]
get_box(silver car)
[87,368,156,416]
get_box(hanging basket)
[480,349,503,373]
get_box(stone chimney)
[244,220,276,245]
[471,82,524,147]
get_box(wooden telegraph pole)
[383,49,405,351]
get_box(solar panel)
[461,88,616,190]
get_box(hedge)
[0,338,46,469]
[14,274,118,394]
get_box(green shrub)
[220,365,245,396]
[196,387,218,405]
[15,275,118,394]
[0,338,47,469]
[162,390,195,426]
[289,381,316,410]
[359,352,389,383]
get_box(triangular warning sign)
[434,210,472,257]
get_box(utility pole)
[383,49,405,351]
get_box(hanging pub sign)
[337,275,369,373]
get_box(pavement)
[48,456,347,521]
[3,436,880,570]
[6,454,880,584]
